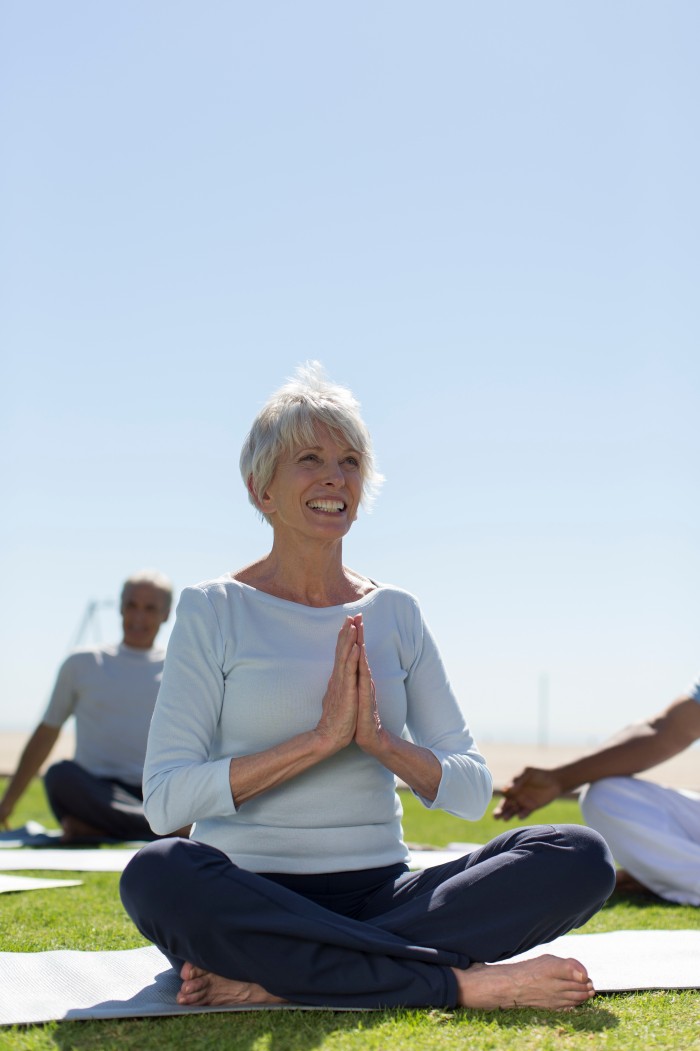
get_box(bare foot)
[59,816,104,843]
[177,962,287,1007]
[615,869,653,895]
[452,954,595,1011]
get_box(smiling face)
[120,583,170,649]
[256,424,363,544]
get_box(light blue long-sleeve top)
[144,576,492,874]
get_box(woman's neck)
[234,539,373,608]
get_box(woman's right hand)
[314,616,362,752]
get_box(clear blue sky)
[2,2,698,743]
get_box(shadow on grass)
[24,1011,391,1051]
[458,1001,620,1034]
[33,1000,621,1051]
[588,884,700,932]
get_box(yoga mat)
[0,930,698,1025]
[0,945,363,1024]
[0,873,82,894]
[0,822,148,849]
[0,847,139,872]
[0,846,478,874]
[511,930,700,990]
[0,822,62,848]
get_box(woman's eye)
[344,457,360,468]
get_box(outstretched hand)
[493,767,563,820]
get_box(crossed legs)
[44,760,156,842]
[120,824,615,1010]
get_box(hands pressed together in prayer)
[315,614,385,758]
[313,613,442,802]
[228,612,442,810]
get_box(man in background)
[0,569,173,843]
[494,678,700,905]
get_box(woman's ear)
[248,475,274,513]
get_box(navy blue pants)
[44,760,157,841]
[120,824,615,1008]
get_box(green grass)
[1,778,699,1051]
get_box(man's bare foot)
[452,954,595,1011]
[177,962,287,1007]
[615,868,653,895]
[59,816,104,843]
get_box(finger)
[335,616,354,648]
[355,621,370,684]
[333,617,357,666]
[327,625,360,711]
[500,794,527,819]
[358,642,371,676]
[358,645,377,699]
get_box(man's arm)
[0,723,61,827]
[494,696,700,821]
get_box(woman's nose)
[323,461,345,485]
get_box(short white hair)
[121,569,173,617]
[240,362,383,524]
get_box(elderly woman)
[120,364,615,1011]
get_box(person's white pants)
[580,776,700,906]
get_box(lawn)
[1,778,698,1051]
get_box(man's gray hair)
[240,361,383,524]
[121,569,174,617]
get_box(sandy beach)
[0,730,77,778]
[1,729,697,792]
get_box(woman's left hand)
[351,615,442,801]
[352,616,386,757]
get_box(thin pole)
[69,600,114,649]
